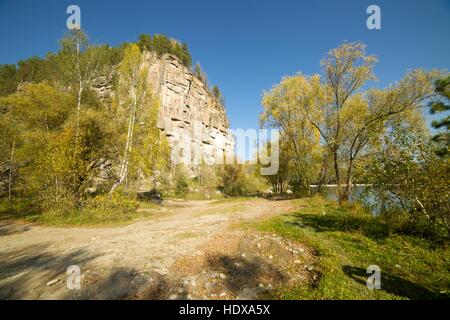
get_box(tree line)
[137,33,192,67]
[0,30,171,220]
[260,42,449,240]
[0,29,241,223]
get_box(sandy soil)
[0,198,315,299]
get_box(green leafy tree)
[17,53,53,83]
[430,76,450,157]
[195,162,220,191]
[137,34,152,52]
[365,127,449,240]
[318,43,438,200]
[129,94,171,186]
[258,140,291,193]
[261,74,325,194]
[0,64,18,96]
[181,43,192,67]
[0,82,74,200]
[136,34,192,67]
[0,83,110,207]
[263,42,439,201]
[211,85,225,106]
[0,109,19,198]
[31,110,111,208]
[151,34,172,57]
[212,85,220,98]
[109,44,143,193]
[0,83,73,201]
[217,163,266,197]
[110,43,170,193]
[174,165,189,198]
[194,63,208,87]
[57,29,112,136]
[218,164,246,196]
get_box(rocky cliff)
[93,52,234,174]
[144,52,234,170]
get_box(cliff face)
[93,52,234,173]
[143,53,234,171]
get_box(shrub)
[36,191,139,226]
[365,130,450,242]
[82,192,138,217]
[174,165,189,198]
[217,164,267,197]
[195,163,220,191]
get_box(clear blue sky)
[0,0,449,130]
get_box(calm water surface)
[309,185,379,215]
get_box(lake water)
[309,185,379,215]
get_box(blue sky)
[0,0,449,130]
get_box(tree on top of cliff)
[212,85,225,106]
[137,33,192,67]
[194,63,208,88]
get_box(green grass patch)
[1,194,162,227]
[252,196,450,300]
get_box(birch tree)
[58,29,105,137]
[110,44,151,194]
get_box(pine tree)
[137,34,152,52]
[0,64,18,96]
[430,76,450,157]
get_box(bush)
[195,164,220,191]
[217,164,267,197]
[174,165,189,198]
[0,197,39,219]
[36,191,139,226]
[365,130,450,242]
[82,192,138,216]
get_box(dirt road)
[0,198,315,299]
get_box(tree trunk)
[343,158,354,202]
[75,41,83,139]
[110,87,137,195]
[316,159,328,194]
[8,140,15,200]
[75,84,83,138]
[332,150,343,202]
[344,170,352,201]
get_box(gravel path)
[0,198,303,299]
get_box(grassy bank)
[0,196,162,227]
[251,196,450,300]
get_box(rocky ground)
[0,198,316,299]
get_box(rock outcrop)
[143,52,234,170]
[93,52,234,174]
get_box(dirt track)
[0,198,315,299]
